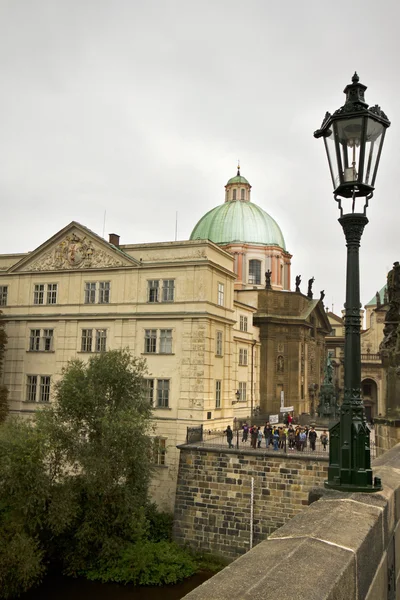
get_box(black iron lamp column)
[314,73,390,492]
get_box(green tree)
[36,349,154,573]
[0,313,8,423]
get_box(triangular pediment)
[8,222,140,273]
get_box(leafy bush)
[146,503,173,542]
[0,525,44,599]
[85,540,196,586]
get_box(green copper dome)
[190,200,286,249]
[226,174,250,185]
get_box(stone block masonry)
[173,445,328,558]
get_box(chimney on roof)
[109,233,120,247]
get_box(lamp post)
[314,73,390,492]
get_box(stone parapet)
[182,444,400,600]
[173,445,328,558]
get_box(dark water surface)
[21,572,213,600]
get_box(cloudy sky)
[1,0,398,313]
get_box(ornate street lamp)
[314,73,390,491]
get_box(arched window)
[248,260,261,285]
[241,188,245,200]
[233,189,237,200]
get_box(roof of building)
[190,170,286,249]
[190,200,286,248]
[366,284,387,306]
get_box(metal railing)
[187,428,377,460]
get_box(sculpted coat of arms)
[24,232,125,272]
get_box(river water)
[21,572,213,600]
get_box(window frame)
[216,330,223,356]
[239,315,248,332]
[217,283,224,306]
[248,260,262,285]
[95,329,107,352]
[162,279,175,302]
[98,281,111,304]
[215,380,221,408]
[145,379,155,405]
[26,375,38,402]
[81,329,93,352]
[148,280,160,303]
[0,285,8,306]
[47,283,58,305]
[84,282,97,304]
[152,437,167,466]
[238,381,247,402]
[239,347,248,366]
[39,376,51,403]
[156,379,170,408]
[33,284,45,305]
[144,329,157,353]
[159,329,173,354]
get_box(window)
[33,284,57,305]
[144,329,173,354]
[156,379,170,408]
[248,260,261,285]
[29,329,54,352]
[40,376,51,402]
[148,280,159,303]
[81,329,93,352]
[153,437,167,466]
[216,331,223,356]
[99,281,110,304]
[0,286,8,306]
[215,380,221,408]
[217,283,224,306]
[241,188,245,200]
[148,279,175,303]
[239,381,247,401]
[34,284,45,305]
[239,348,248,366]
[26,375,37,402]
[95,329,107,352]
[159,329,172,354]
[26,375,51,403]
[80,329,106,352]
[233,189,237,200]
[145,379,154,405]
[144,329,157,353]
[162,280,175,302]
[29,329,41,351]
[84,282,97,304]
[47,284,58,305]
[43,329,54,351]
[239,315,248,332]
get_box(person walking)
[250,425,258,449]
[264,422,273,448]
[309,427,317,451]
[288,425,295,451]
[299,428,306,451]
[272,427,280,451]
[242,422,249,443]
[257,426,263,448]
[321,430,328,451]
[225,425,234,448]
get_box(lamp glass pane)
[335,117,364,184]
[362,117,385,186]
[324,129,340,190]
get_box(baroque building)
[0,169,328,510]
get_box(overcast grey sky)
[1,0,399,313]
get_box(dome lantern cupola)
[225,163,252,202]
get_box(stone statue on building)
[265,270,272,290]
[307,277,314,299]
[320,290,325,302]
[318,354,338,421]
[376,291,381,308]
[295,275,301,293]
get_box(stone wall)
[375,418,400,456]
[182,444,400,600]
[173,445,328,558]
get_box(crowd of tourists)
[225,422,329,452]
